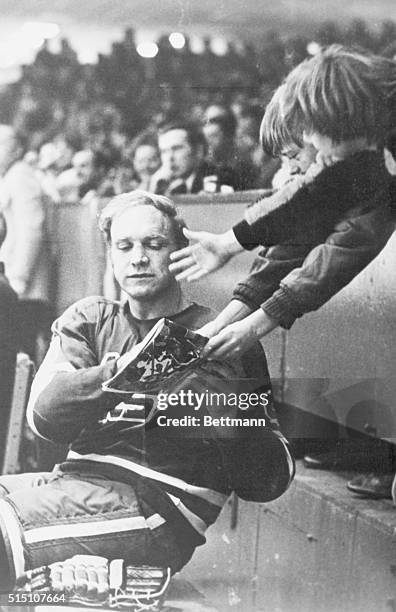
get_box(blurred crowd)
[0,18,393,201]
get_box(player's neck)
[127,285,185,321]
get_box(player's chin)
[122,280,151,296]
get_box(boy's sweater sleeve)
[232,161,341,249]
[27,299,118,444]
[232,153,385,250]
[233,242,313,311]
[261,204,394,328]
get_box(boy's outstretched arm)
[200,202,393,359]
[200,308,279,359]
[260,205,394,328]
[199,299,254,338]
[169,154,376,281]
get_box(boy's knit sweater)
[232,151,394,328]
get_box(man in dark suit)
[151,121,238,195]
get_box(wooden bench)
[2,353,34,475]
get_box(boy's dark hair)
[261,45,396,155]
[260,83,301,156]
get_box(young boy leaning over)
[169,45,396,359]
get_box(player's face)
[110,205,177,300]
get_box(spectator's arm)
[261,205,395,328]
[232,160,341,249]
[232,243,313,311]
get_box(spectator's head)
[99,190,187,303]
[53,136,75,171]
[279,142,317,176]
[0,125,24,174]
[38,143,64,172]
[128,133,161,180]
[235,105,262,157]
[203,107,236,162]
[0,212,6,247]
[24,150,39,168]
[262,45,396,158]
[72,148,112,189]
[72,150,96,185]
[158,122,206,181]
[204,104,230,122]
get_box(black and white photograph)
[0,1,395,610]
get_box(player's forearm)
[31,363,117,443]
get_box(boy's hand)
[201,319,259,360]
[197,320,221,339]
[169,228,243,282]
[201,309,280,360]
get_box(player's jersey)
[28,297,294,538]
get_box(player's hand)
[201,319,259,360]
[169,228,239,282]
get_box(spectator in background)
[0,125,50,302]
[73,150,100,197]
[235,105,262,164]
[51,135,75,172]
[203,105,258,190]
[235,105,280,189]
[151,121,238,195]
[57,149,115,204]
[116,132,161,193]
[37,142,65,205]
[35,137,77,206]
[23,150,39,168]
[130,133,161,189]
[203,105,236,165]
[0,124,52,362]
[0,212,18,470]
